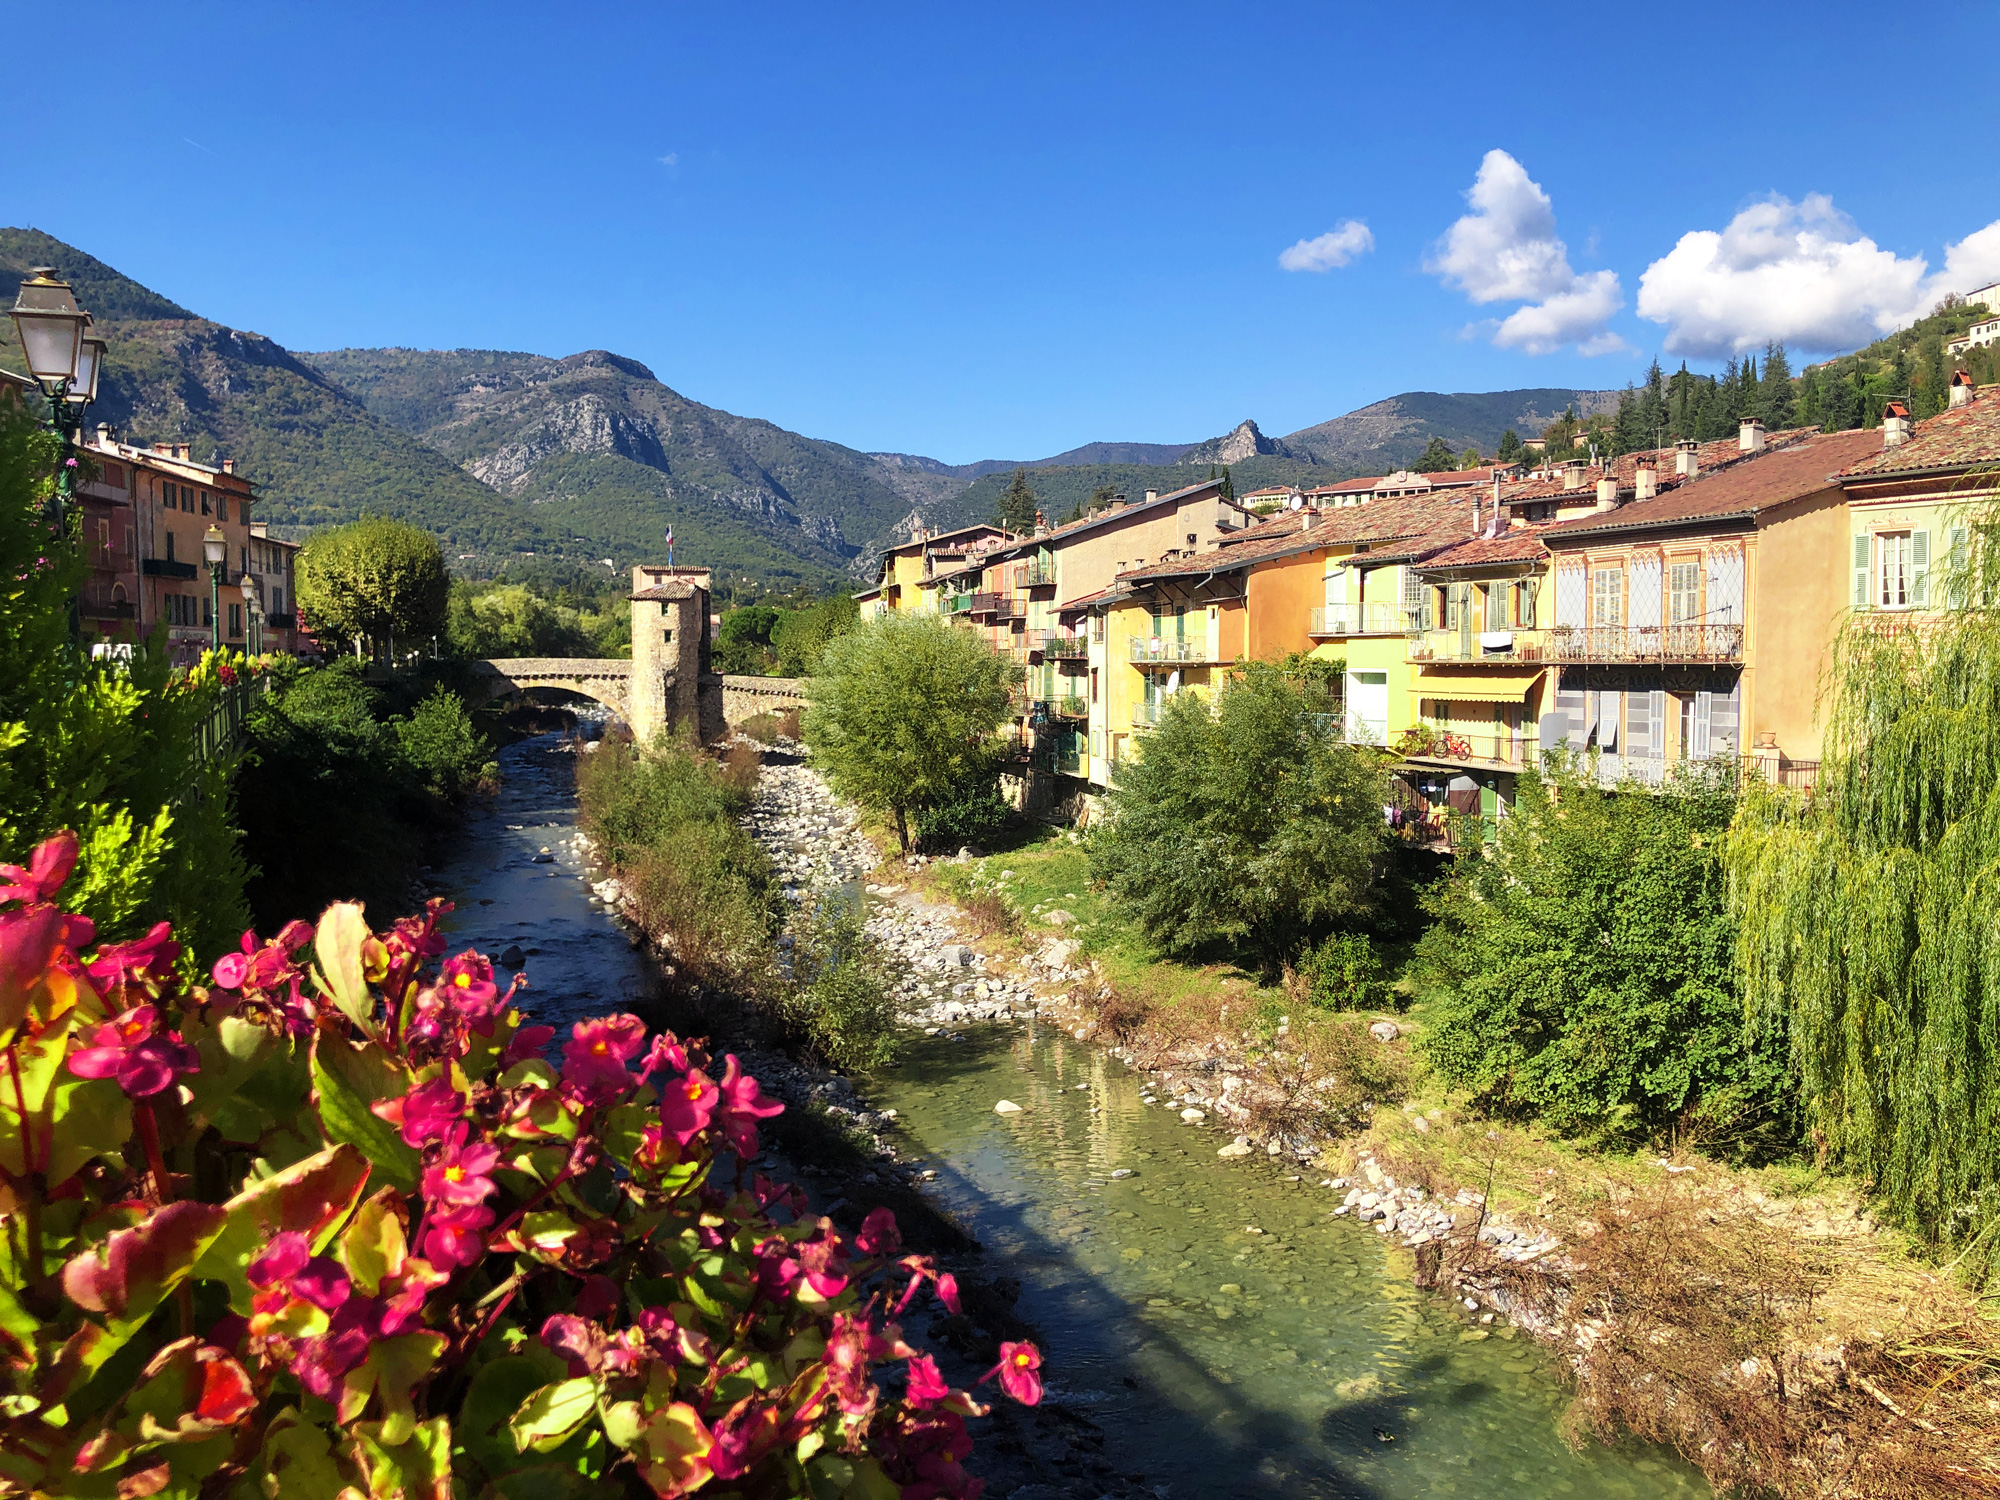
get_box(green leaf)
[42,1075,131,1187]
[310,1034,419,1194]
[61,1201,229,1338]
[456,1351,567,1481]
[311,901,375,1034]
[0,1017,72,1177]
[255,1408,348,1500]
[508,1377,599,1454]
[351,1415,451,1500]
[189,1143,372,1313]
[337,1188,408,1296]
[338,1332,445,1446]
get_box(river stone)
[1369,1020,1400,1042]
[1180,1108,1207,1124]
[994,1099,1023,1115]
[1217,1140,1252,1158]
[500,945,527,969]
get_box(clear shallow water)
[438,738,1709,1499]
[865,1027,1712,1500]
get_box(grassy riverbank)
[894,822,2000,1500]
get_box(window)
[1089,666,1098,704]
[165,532,177,563]
[200,491,211,516]
[1669,562,1700,623]
[1879,532,1911,608]
[273,588,284,614]
[1590,567,1625,627]
[203,596,213,627]
[182,486,193,513]
[228,603,242,638]
[102,462,125,488]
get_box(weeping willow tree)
[1730,467,2000,1272]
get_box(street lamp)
[7,268,104,538]
[245,581,264,657]
[203,525,227,655]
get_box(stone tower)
[627,565,724,745]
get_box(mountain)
[0,228,545,558]
[300,347,975,589]
[1177,419,1303,467]
[1278,387,1620,471]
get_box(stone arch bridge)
[465,657,803,737]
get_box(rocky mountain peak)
[1178,419,1288,467]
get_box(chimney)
[1739,417,1766,454]
[1675,438,1700,479]
[1952,369,1976,409]
[1595,478,1619,510]
[221,458,235,474]
[95,421,116,446]
[1882,400,1913,449]
[1470,493,1480,535]
[1144,489,1158,503]
[1634,462,1657,500]
[1562,460,1587,490]
[1300,509,1314,532]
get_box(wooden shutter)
[1912,529,1931,607]
[1648,690,1665,759]
[1693,690,1713,761]
[1853,534,1871,609]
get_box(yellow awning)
[1413,667,1545,703]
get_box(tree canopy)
[995,468,1039,533]
[1415,436,1458,472]
[802,613,1017,851]
[296,517,449,655]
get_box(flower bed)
[0,831,1037,1498]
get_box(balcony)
[944,593,974,615]
[1009,562,1055,588]
[1409,628,1547,663]
[968,591,1002,615]
[1547,624,1744,664]
[1044,634,1088,659]
[1395,728,1541,770]
[1128,635,1226,665]
[1053,695,1087,718]
[79,591,135,621]
[266,613,297,629]
[143,558,197,580]
[1131,699,1165,728]
[1309,603,1411,638]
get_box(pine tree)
[1611,384,1643,457]
[1218,466,1236,502]
[1759,342,1796,429]
[1415,436,1458,472]
[1797,368,1824,429]
[995,468,1039,534]
[1634,360,1667,451]
[1458,447,1482,470]
[1497,429,1522,463]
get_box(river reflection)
[866,1026,1712,1500]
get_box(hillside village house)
[1841,371,2000,623]
[854,522,1013,619]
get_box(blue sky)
[11,1,2000,462]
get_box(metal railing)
[79,589,135,621]
[1396,731,1541,767]
[1010,561,1055,587]
[968,591,1002,615]
[1546,623,1745,663]
[1045,634,1088,659]
[944,593,974,615]
[191,677,271,770]
[1053,695,1087,718]
[1408,628,1546,663]
[1310,603,1411,637]
[1132,699,1167,727]
[1128,635,1225,665]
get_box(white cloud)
[1279,219,1374,272]
[1636,195,2000,357]
[657,153,679,168]
[1426,149,1625,355]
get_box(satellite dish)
[1291,496,1304,510]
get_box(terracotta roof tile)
[1841,389,2000,478]
[1417,530,1551,569]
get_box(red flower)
[371,1076,465,1148]
[796,1233,849,1299]
[637,1031,689,1085]
[713,1054,784,1156]
[420,1203,494,1269]
[856,1206,901,1256]
[658,1068,720,1144]
[438,949,500,1020]
[67,1006,200,1098]
[422,1121,500,1207]
[981,1341,1043,1406]
[561,1013,647,1103]
[502,1023,556,1068]
[905,1352,951,1408]
[0,830,78,906]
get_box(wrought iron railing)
[1408,629,1546,663]
[1045,635,1088,659]
[1128,636,1223,665]
[1053,695,1087,718]
[1546,624,1744,663]
[1132,699,1166,727]
[1309,603,1411,637]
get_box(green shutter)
[1912,529,1931,607]
[1853,534,1871,610]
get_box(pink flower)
[210,934,253,990]
[66,1006,200,1098]
[934,1272,961,1316]
[797,1234,849,1299]
[372,1076,465,1149]
[438,949,500,1021]
[541,1312,607,1377]
[981,1341,1043,1406]
[420,1203,494,1269]
[658,1069,720,1144]
[0,831,77,906]
[856,1206,901,1256]
[561,1013,647,1102]
[86,922,181,993]
[637,1031,689,1085]
[422,1122,500,1207]
[502,1023,556,1068]
[824,1312,882,1419]
[752,1238,802,1302]
[247,1230,310,1289]
[905,1353,951,1408]
[707,1401,782,1481]
[713,1055,784,1156]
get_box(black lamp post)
[7,267,105,529]
[202,525,226,655]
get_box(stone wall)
[722,675,805,726]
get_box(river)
[436,733,1712,1500]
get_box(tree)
[802,613,1017,852]
[771,593,858,676]
[1497,428,1523,463]
[1090,664,1387,968]
[1415,436,1458,473]
[1418,758,1789,1151]
[1731,517,2000,1272]
[296,517,448,658]
[995,468,1039,534]
[1758,341,1796,429]
[1218,465,1236,502]
[1458,447,1482,470]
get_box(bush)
[783,891,899,1069]
[1090,662,1389,969]
[0,834,1037,1500]
[395,685,498,799]
[1293,930,1391,1011]
[739,711,783,744]
[913,774,1011,853]
[1417,759,1792,1153]
[296,517,448,657]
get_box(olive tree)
[803,612,1017,852]
[296,517,449,658]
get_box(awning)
[1413,667,1545,703]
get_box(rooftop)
[1841,387,2000,479]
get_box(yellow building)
[856,523,1013,619]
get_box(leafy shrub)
[575,730,755,870]
[739,711,783,744]
[1293,930,1391,1011]
[783,892,899,1069]
[1417,760,1793,1153]
[0,833,1038,1498]
[395,685,498,799]
[913,775,1011,853]
[622,822,777,996]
